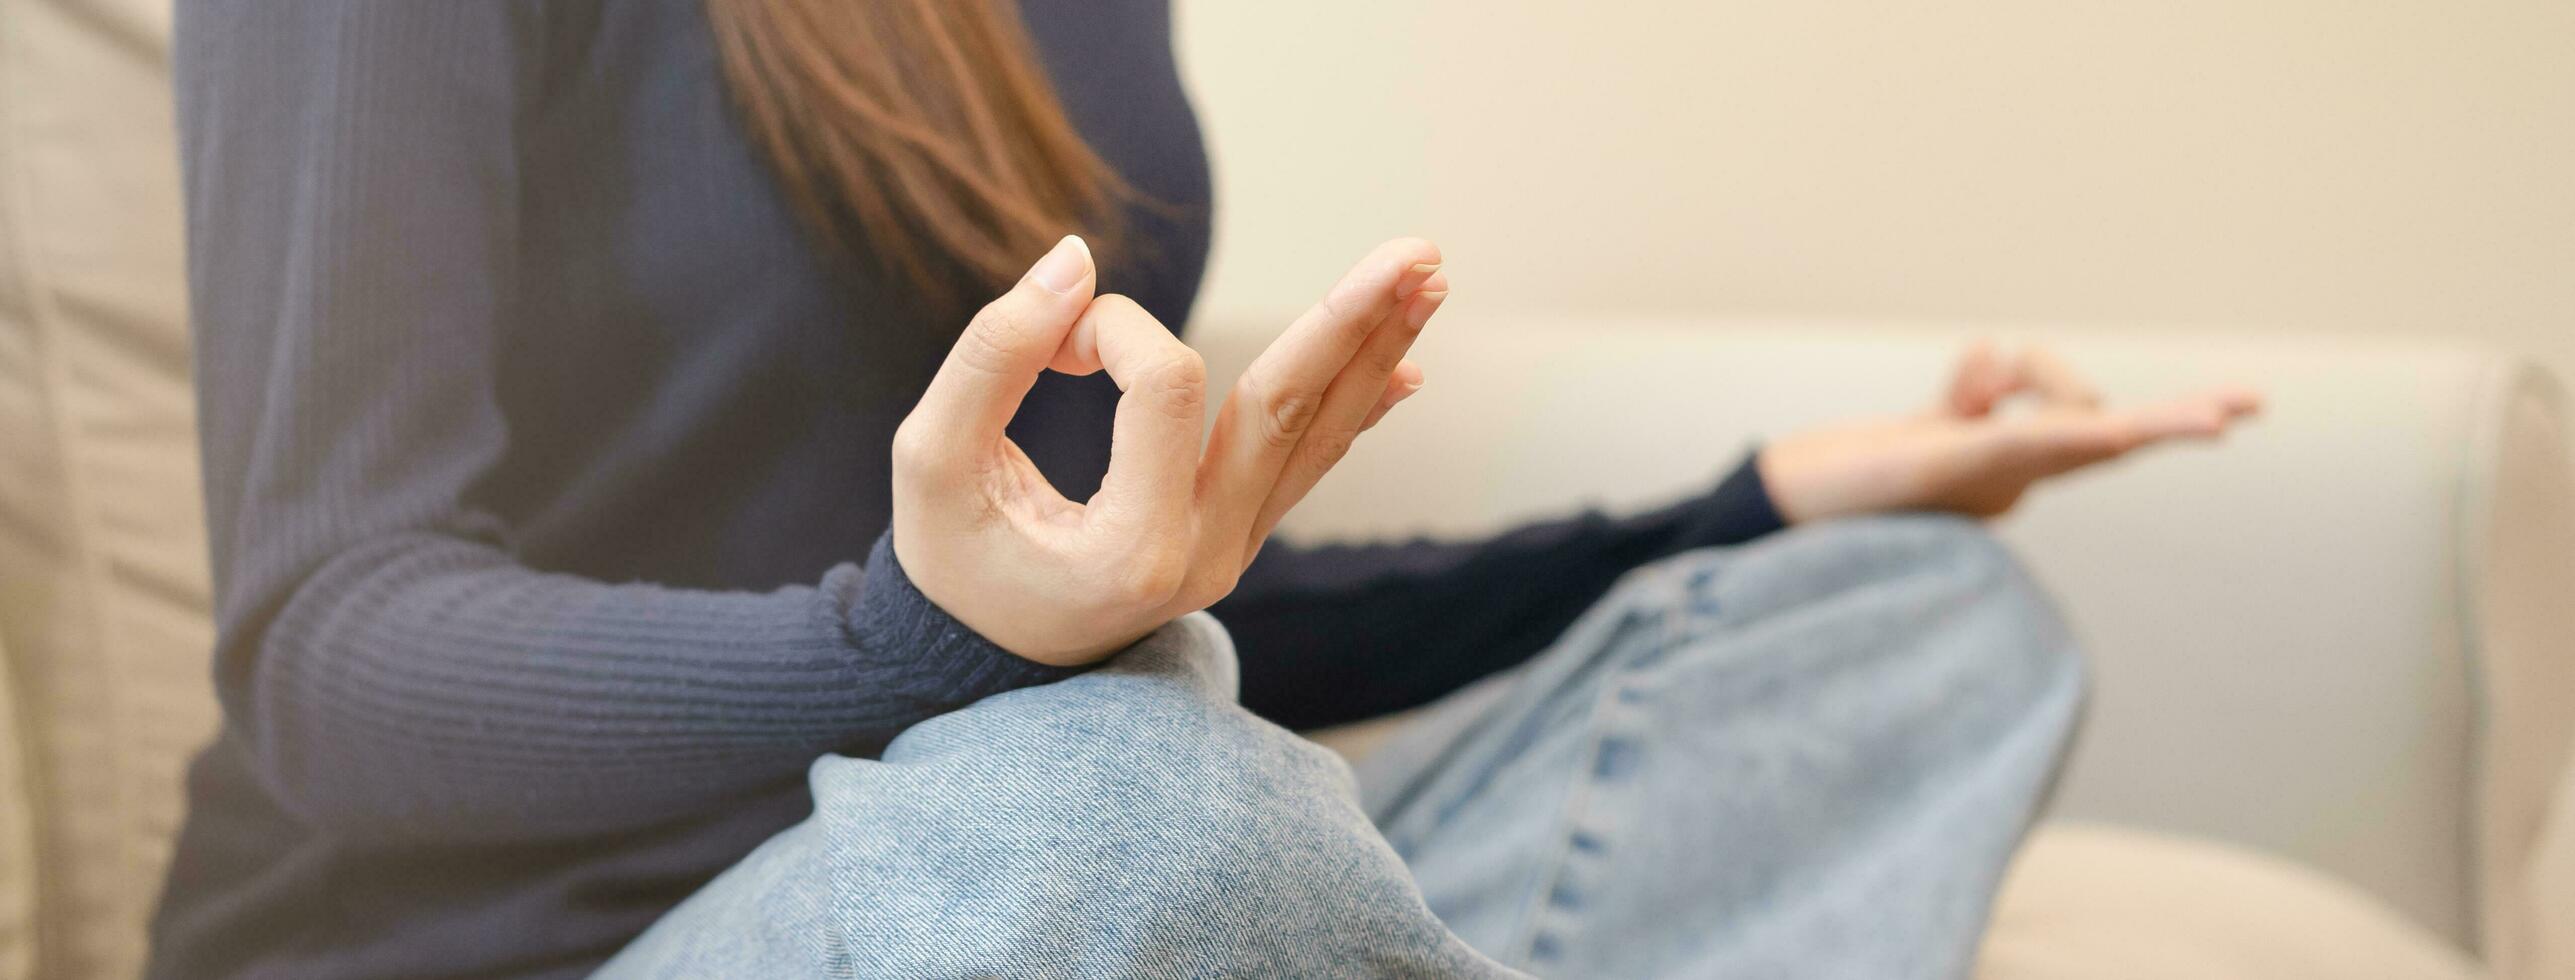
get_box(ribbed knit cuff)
[851,533,1086,704]
[1635,449,1790,555]
[1704,448,1788,540]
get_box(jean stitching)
[1508,571,1695,970]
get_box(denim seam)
[1506,679,1621,968]
[1506,569,1699,970]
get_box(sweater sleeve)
[1216,455,1784,730]
[178,2,1071,845]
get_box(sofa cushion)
[0,636,34,980]
[1978,823,2481,980]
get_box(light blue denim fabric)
[599,515,2084,979]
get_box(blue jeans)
[599,515,2085,978]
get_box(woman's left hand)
[1756,341,2263,523]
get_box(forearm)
[1219,453,1782,730]
[227,533,1070,843]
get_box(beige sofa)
[1,1,217,978]
[1196,316,2573,979]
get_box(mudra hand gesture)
[1760,341,2263,522]
[892,236,1445,666]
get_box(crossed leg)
[602,515,2080,979]
[1358,514,2085,978]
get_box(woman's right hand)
[890,236,1449,666]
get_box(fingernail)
[1398,262,1443,298]
[1028,235,1090,294]
[1405,290,1448,330]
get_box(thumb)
[909,235,1098,446]
[1943,340,2010,417]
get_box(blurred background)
[1178,0,2575,389]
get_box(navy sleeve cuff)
[1698,448,1788,543]
[847,532,1086,706]
[1632,449,1788,554]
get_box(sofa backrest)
[0,2,219,978]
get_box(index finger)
[2020,348,2105,409]
[1064,295,1208,529]
[910,236,1098,448]
[1946,343,2103,416]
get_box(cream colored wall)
[1174,1,2575,387]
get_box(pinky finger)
[1358,360,1426,432]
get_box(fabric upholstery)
[2524,766,2575,979]
[2469,364,2575,978]
[0,633,34,980]
[1976,823,2482,980]
[0,1,219,978]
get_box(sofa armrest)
[2468,363,2575,975]
[1195,315,2571,949]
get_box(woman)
[153,2,2256,977]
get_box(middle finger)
[1195,238,1444,546]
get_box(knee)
[1889,514,2081,673]
[1664,513,2085,712]
[808,609,1366,873]
[1786,512,2032,596]
[1868,515,2059,629]
[794,621,1461,972]
[1842,513,2084,693]
[844,612,1352,808]
[1672,513,2034,613]
[1868,515,2088,736]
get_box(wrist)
[855,533,1087,697]
[888,526,1149,669]
[1755,441,1841,525]
[1754,432,1914,525]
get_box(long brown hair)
[705,0,1129,307]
